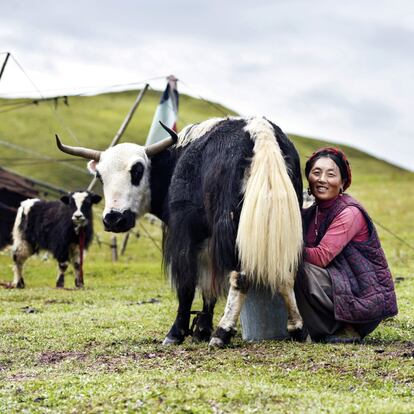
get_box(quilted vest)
[303,195,398,323]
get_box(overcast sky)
[1,0,413,171]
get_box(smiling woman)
[307,157,344,202]
[296,147,398,344]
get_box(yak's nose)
[103,210,136,233]
[72,213,86,224]
[103,211,124,229]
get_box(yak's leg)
[12,241,32,289]
[56,262,68,288]
[209,271,249,348]
[163,281,196,345]
[71,247,84,288]
[278,283,304,333]
[192,294,217,342]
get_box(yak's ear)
[87,160,97,174]
[91,194,102,204]
[60,195,70,204]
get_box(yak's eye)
[130,162,144,186]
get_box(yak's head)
[56,122,178,233]
[61,191,102,229]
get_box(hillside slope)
[1,89,411,188]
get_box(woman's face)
[308,157,344,202]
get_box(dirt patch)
[372,342,414,359]
[92,355,134,372]
[0,360,12,371]
[33,340,414,377]
[44,299,73,305]
[8,372,39,382]
[38,351,87,364]
[127,298,161,306]
[80,348,210,373]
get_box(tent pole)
[0,52,10,84]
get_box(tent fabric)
[145,75,179,146]
[0,167,39,249]
[0,167,39,198]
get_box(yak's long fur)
[237,117,303,292]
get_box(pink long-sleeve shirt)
[305,201,370,268]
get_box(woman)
[296,147,398,343]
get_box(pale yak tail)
[236,118,302,293]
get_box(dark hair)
[305,147,352,190]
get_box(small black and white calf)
[11,191,101,288]
[56,117,304,347]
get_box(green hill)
[1,89,411,188]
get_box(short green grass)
[1,91,414,412]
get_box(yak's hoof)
[56,275,64,288]
[287,319,303,332]
[289,326,309,342]
[209,336,225,348]
[15,279,25,289]
[192,328,212,343]
[162,335,184,346]
[209,327,236,348]
[75,279,84,288]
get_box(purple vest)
[303,195,398,323]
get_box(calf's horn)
[145,121,178,157]
[55,134,101,161]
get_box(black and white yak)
[56,117,304,347]
[11,191,101,288]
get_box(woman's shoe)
[323,325,362,344]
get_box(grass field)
[0,90,414,412]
